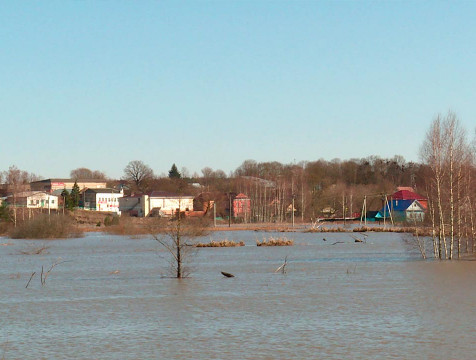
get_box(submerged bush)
[9,214,83,239]
[256,236,294,246]
[195,239,245,248]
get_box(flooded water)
[1,230,475,359]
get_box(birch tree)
[420,112,472,259]
[421,115,448,258]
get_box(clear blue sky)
[1,1,475,179]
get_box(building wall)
[25,193,58,209]
[233,198,251,217]
[119,196,143,216]
[83,190,123,214]
[149,197,194,216]
[95,193,122,214]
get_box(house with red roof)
[233,193,251,218]
[391,189,427,209]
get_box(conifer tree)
[168,163,181,179]
[70,182,80,210]
[61,188,70,210]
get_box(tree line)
[1,114,475,232]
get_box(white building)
[143,191,194,217]
[83,188,123,215]
[6,191,58,210]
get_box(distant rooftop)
[31,178,107,184]
[85,188,120,194]
[149,191,194,198]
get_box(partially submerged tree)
[151,207,209,278]
[420,111,475,259]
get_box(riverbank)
[0,209,430,238]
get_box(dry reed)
[195,239,245,247]
[256,236,294,246]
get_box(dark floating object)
[322,238,327,241]
[350,234,366,243]
[221,271,235,278]
[331,241,344,245]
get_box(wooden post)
[213,201,216,228]
[292,196,295,228]
[228,193,231,228]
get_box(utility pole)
[343,193,346,227]
[213,201,216,228]
[292,195,295,228]
[350,193,353,220]
[228,193,232,228]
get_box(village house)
[82,188,123,214]
[376,199,425,222]
[391,188,428,209]
[233,193,251,218]
[30,178,107,195]
[143,191,194,217]
[4,191,58,210]
[120,191,195,217]
[118,195,144,217]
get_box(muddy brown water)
[1,231,475,359]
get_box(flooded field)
[1,230,475,359]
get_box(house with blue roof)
[375,199,425,222]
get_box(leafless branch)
[25,272,36,288]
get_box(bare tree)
[420,112,473,259]
[123,160,154,192]
[151,206,209,278]
[70,167,106,179]
[420,116,448,258]
[4,166,24,227]
[443,113,467,259]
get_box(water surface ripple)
[1,231,475,359]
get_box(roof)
[149,191,194,198]
[6,191,57,198]
[234,193,250,199]
[85,188,120,194]
[30,178,107,184]
[377,199,425,215]
[392,190,426,201]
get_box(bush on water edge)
[9,214,83,239]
